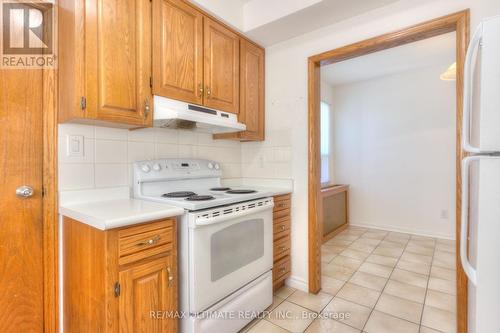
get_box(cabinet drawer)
[118,220,174,265]
[273,236,290,262]
[273,198,291,212]
[273,217,290,235]
[273,256,291,282]
[273,208,290,220]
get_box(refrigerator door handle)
[463,23,484,154]
[460,156,478,286]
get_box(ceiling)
[321,32,456,87]
[244,0,400,46]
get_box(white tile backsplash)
[58,124,248,191]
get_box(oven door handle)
[194,203,274,227]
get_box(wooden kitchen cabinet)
[59,0,153,127]
[63,217,178,332]
[153,0,204,105]
[272,194,292,291]
[214,39,265,141]
[203,18,240,114]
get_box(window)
[320,101,331,184]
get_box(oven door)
[188,198,273,313]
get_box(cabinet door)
[86,0,153,126]
[153,0,203,104]
[203,18,239,114]
[239,40,265,140]
[119,256,177,333]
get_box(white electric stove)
[133,159,274,333]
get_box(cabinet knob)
[144,99,150,119]
[198,84,204,98]
[16,185,34,198]
[280,225,286,231]
[137,235,160,247]
[279,246,286,251]
[206,87,212,98]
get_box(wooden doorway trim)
[307,10,469,333]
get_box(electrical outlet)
[440,209,449,219]
[67,135,84,157]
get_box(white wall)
[58,125,242,191]
[242,0,500,291]
[331,65,456,238]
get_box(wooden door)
[86,0,153,126]
[203,18,240,113]
[153,0,204,105]
[239,40,265,140]
[119,256,177,333]
[0,69,44,331]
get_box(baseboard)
[349,222,455,240]
[285,275,308,292]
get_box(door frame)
[307,10,469,333]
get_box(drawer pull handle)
[279,246,286,251]
[137,235,161,247]
[167,267,174,287]
[279,267,286,273]
[280,225,286,231]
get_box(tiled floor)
[241,226,457,333]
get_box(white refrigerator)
[461,15,500,333]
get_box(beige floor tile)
[421,305,457,333]
[400,252,433,265]
[405,244,434,256]
[322,297,371,330]
[383,236,409,245]
[356,237,382,246]
[358,262,393,278]
[436,238,455,246]
[375,294,423,324]
[390,268,428,288]
[268,295,285,311]
[321,249,336,263]
[384,280,426,303]
[321,276,345,296]
[366,254,398,268]
[362,231,388,239]
[287,290,333,313]
[323,244,346,254]
[372,246,404,258]
[348,241,377,253]
[305,318,361,333]
[420,326,443,333]
[407,239,435,250]
[326,239,353,247]
[378,240,406,249]
[246,319,289,333]
[428,277,456,295]
[267,301,315,333]
[335,234,360,242]
[432,251,456,270]
[435,243,455,253]
[430,266,455,281]
[337,282,381,308]
[274,285,296,299]
[340,248,371,261]
[331,255,363,270]
[349,271,387,291]
[396,260,431,275]
[425,290,456,313]
[364,310,419,333]
[323,264,356,281]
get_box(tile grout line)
[360,232,412,332]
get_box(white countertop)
[60,198,184,231]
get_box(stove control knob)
[214,163,220,170]
[207,162,214,169]
[152,163,161,171]
[141,164,151,173]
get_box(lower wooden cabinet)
[63,217,178,332]
[272,194,291,291]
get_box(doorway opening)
[308,10,469,333]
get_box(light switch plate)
[67,135,84,157]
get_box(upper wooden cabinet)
[59,0,153,127]
[203,18,240,114]
[153,0,204,105]
[214,40,265,141]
